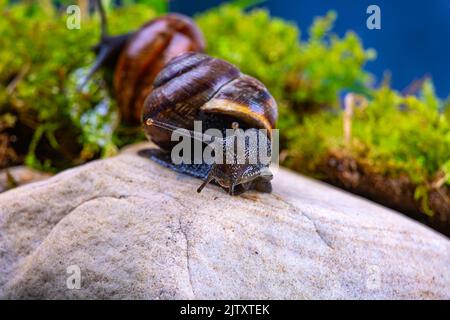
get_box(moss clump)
[0,2,154,171]
[285,81,450,224]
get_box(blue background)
[171,0,450,98]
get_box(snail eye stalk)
[145,117,223,145]
[197,167,216,193]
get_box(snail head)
[197,125,273,195]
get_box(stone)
[0,143,448,299]
[0,166,51,193]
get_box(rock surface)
[0,143,449,299]
[0,166,51,193]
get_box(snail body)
[142,52,278,195]
[86,2,278,195]
[114,14,205,123]
[84,1,205,124]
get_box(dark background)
[171,0,450,98]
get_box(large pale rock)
[0,143,449,299]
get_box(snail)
[142,52,278,195]
[80,0,205,124]
[82,1,278,195]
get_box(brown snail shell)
[142,52,278,151]
[114,14,205,124]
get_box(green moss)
[0,2,155,170]
[286,81,450,214]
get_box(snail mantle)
[0,143,449,299]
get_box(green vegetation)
[0,1,154,170]
[286,82,450,215]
